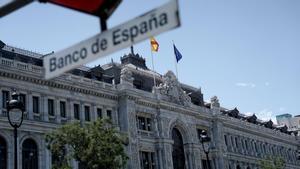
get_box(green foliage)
[46,118,128,169]
[259,156,285,169]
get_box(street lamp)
[7,92,25,169]
[199,130,212,169]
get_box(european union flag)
[173,44,182,62]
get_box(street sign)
[0,0,33,18]
[44,0,180,80]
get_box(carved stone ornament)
[156,71,192,107]
[120,67,133,84]
[210,96,220,108]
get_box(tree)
[46,118,128,169]
[259,156,285,169]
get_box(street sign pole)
[100,17,107,32]
[0,0,34,18]
[43,0,181,80]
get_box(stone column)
[28,93,33,120]
[91,103,97,121]
[102,106,107,119]
[112,107,118,126]
[211,116,225,169]
[7,131,13,169]
[55,98,61,123]
[80,101,84,124]
[67,99,73,121]
[118,94,139,169]
[42,95,49,122]
[184,143,196,169]
[45,148,51,169]
[161,139,174,169]
[0,88,2,116]
[193,146,202,169]
[155,144,164,169]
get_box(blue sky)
[1,0,300,122]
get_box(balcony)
[138,129,154,137]
[0,57,43,74]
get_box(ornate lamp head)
[7,92,24,128]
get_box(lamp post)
[7,92,25,169]
[199,130,212,169]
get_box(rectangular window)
[97,108,102,119]
[19,94,26,111]
[133,80,143,89]
[137,116,152,131]
[74,104,80,120]
[32,96,39,114]
[84,106,90,121]
[107,110,112,120]
[140,151,156,169]
[60,101,66,118]
[254,142,258,152]
[202,159,210,169]
[224,135,228,146]
[146,118,151,131]
[2,90,9,108]
[48,99,54,116]
[138,116,146,130]
[235,137,239,148]
[245,140,248,151]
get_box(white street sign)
[44,0,180,80]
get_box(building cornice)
[219,115,298,145]
[0,70,118,101]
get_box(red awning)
[49,0,104,14]
[46,0,121,18]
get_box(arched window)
[172,128,185,169]
[22,139,38,169]
[0,136,7,169]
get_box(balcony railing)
[138,129,154,137]
[0,57,43,74]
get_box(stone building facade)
[0,44,299,169]
[276,114,300,134]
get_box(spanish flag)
[150,37,159,52]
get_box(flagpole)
[151,46,157,88]
[172,41,179,80]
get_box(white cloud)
[245,112,254,116]
[265,82,270,86]
[279,107,285,112]
[235,82,256,88]
[255,109,278,124]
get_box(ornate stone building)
[0,44,299,169]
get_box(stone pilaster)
[0,88,2,115]
[80,101,84,123]
[211,116,225,169]
[161,139,174,169]
[118,95,139,169]
[28,93,33,120]
[41,95,49,122]
[55,98,61,123]
[45,148,51,169]
[66,98,71,121]
[92,104,97,121]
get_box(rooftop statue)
[156,71,192,107]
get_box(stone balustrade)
[0,57,43,74]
